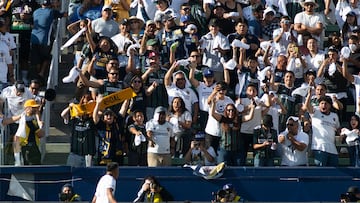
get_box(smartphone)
[293,47,299,54]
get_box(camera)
[212,189,236,202]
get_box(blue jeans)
[254,156,274,167]
[217,148,242,166]
[313,150,338,166]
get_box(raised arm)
[242,103,255,122]
[210,99,222,122]
[92,95,103,124]
[164,61,178,87]
[303,88,314,114]
[76,67,102,88]
[189,60,200,88]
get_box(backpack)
[189,2,208,36]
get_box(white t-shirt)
[196,82,215,112]
[146,119,174,154]
[94,174,116,203]
[1,85,33,117]
[111,33,133,54]
[273,28,297,55]
[0,32,16,50]
[168,110,192,134]
[311,109,340,154]
[294,12,324,46]
[190,146,216,166]
[205,96,234,137]
[166,84,198,114]
[286,57,307,79]
[304,52,325,72]
[201,32,230,72]
[279,131,309,166]
[91,18,119,38]
[240,97,262,134]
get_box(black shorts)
[30,44,52,65]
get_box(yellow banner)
[70,88,137,118]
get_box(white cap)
[184,24,197,33]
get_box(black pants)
[21,144,41,165]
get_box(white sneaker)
[62,66,79,83]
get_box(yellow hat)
[24,99,40,108]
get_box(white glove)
[231,39,250,49]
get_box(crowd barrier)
[0,166,360,202]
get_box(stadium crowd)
[1,0,360,167]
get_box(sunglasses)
[133,80,142,83]
[109,72,119,75]
[226,109,235,112]
[176,78,185,81]
[182,7,190,11]
[287,123,295,127]
[305,3,314,7]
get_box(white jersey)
[205,96,234,137]
[94,174,116,203]
[146,119,174,154]
[279,131,309,166]
[166,84,198,114]
[196,82,215,112]
[311,109,340,154]
[240,97,262,134]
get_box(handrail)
[42,18,63,163]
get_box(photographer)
[340,186,360,203]
[59,183,81,202]
[213,184,241,202]
[133,176,173,202]
[184,132,216,166]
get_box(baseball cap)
[223,184,234,191]
[353,26,360,33]
[146,20,156,27]
[286,116,299,125]
[42,0,51,6]
[154,106,167,114]
[102,5,112,12]
[306,69,316,76]
[162,14,175,22]
[328,45,339,53]
[347,11,357,16]
[15,80,25,92]
[209,18,219,27]
[203,68,214,77]
[194,132,205,140]
[214,2,225,9]
[24,99,40,108]
[184,24,197,33]
[348,186,360,194]
[120,18,129,25]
